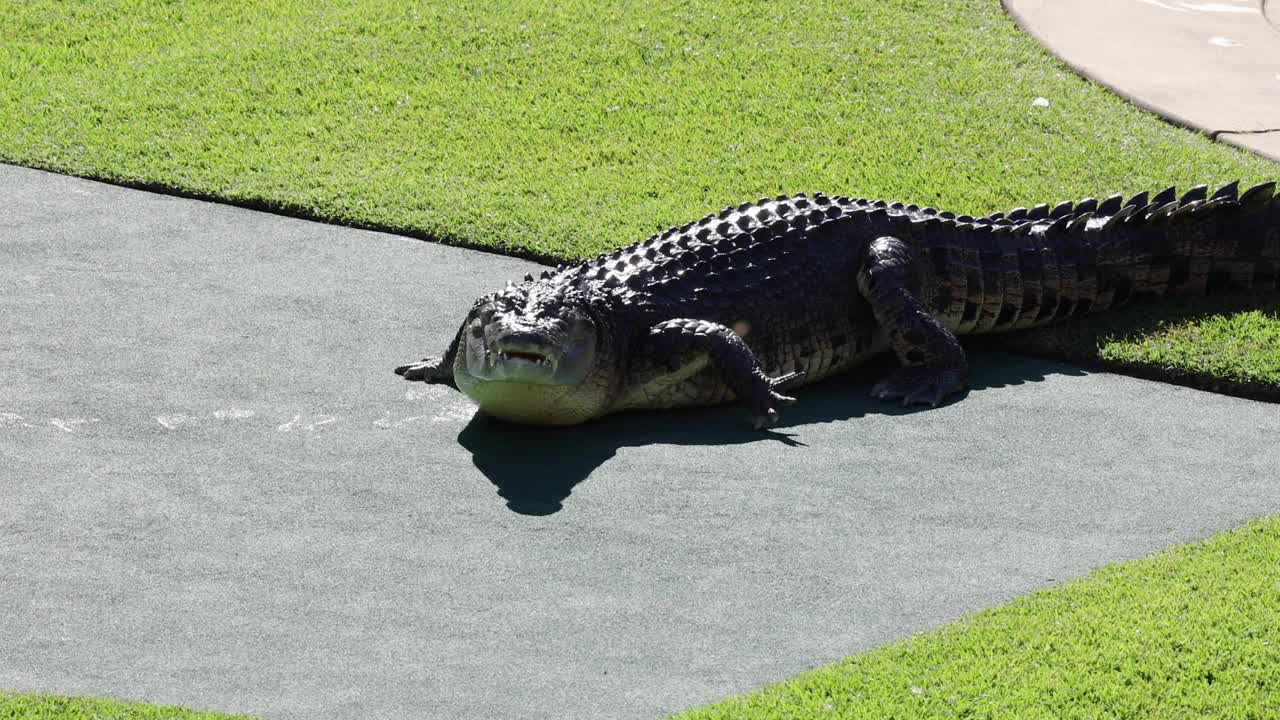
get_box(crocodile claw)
[395,357,453,384]
[870,367,966,407]
[749,371,805,429]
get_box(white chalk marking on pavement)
[0,412,34,429]
[50,418,99,433]
[432,403,476,423]
[1137,0,1256,12]
[1182,2,1258,13]
[1137,0,1191,11]
[156,413,198,429]
[405,385,452,401]
[305,416,339,432]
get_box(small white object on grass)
[1032,97,1050,108]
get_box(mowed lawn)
[675,518,1280,720]
[2,0,1278,396]
[2,2,1278,719]
[0,693,258,720]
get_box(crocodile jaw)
[454,341,608,426]
[453,298,610,426]
[461,335,595,386]
[455,371,607,426]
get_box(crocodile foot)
[870,367,966,407]
[749,371,805,430]
[394,357,454,384]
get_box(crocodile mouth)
[463,334,594,386]
[497,349,554,367]
[458,333,603,425]
[488,338,563,376]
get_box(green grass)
[675,517,1280,719]
[989,291,1280,402]
[1101,307,1280,391]
[1,0,1276,258]
[2,0,1278,397]
[1,5,1278,714]
[0,692,259,720]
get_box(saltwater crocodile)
[397,181,1279,428]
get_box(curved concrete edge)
[1219,129,1280,161]
[1003,0,1280,163]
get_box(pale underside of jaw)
[456,342,604,426]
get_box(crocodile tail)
[1088,181,1280,312]
[1200,180,1280,293]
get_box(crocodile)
[396,181,1280,429]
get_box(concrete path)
[1004,0,1280,161]
[2,163,1279,720]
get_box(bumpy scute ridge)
[404,181,1279,427]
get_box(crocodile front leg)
[857,235,968,406]
[395,326,461,388]
[642,319,804,429]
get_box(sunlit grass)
[0,692,260,720]
[996,291,1280,401]
[1,0,1275,259]
[2,8,1277,718]
[675,517,1280,719]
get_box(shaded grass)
[985,292,1280,402]
[0,692,260,720]
[674,517,1280,719]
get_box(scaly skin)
[397,181,1280,428]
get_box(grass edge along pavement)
[986,290,1280,404]
[0,692,262,720]
[1,1,1279,400]
[4,518,1277,719]
[673,516,1280,720]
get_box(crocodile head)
[453,283,614,426]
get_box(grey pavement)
[2,163,1279,720]
[1005,0,1280,162]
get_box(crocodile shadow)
[457,351,1086,515]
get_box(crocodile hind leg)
[644,319,805,429]
[857,235,968,406]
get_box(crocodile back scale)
[396,181,1280,428]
